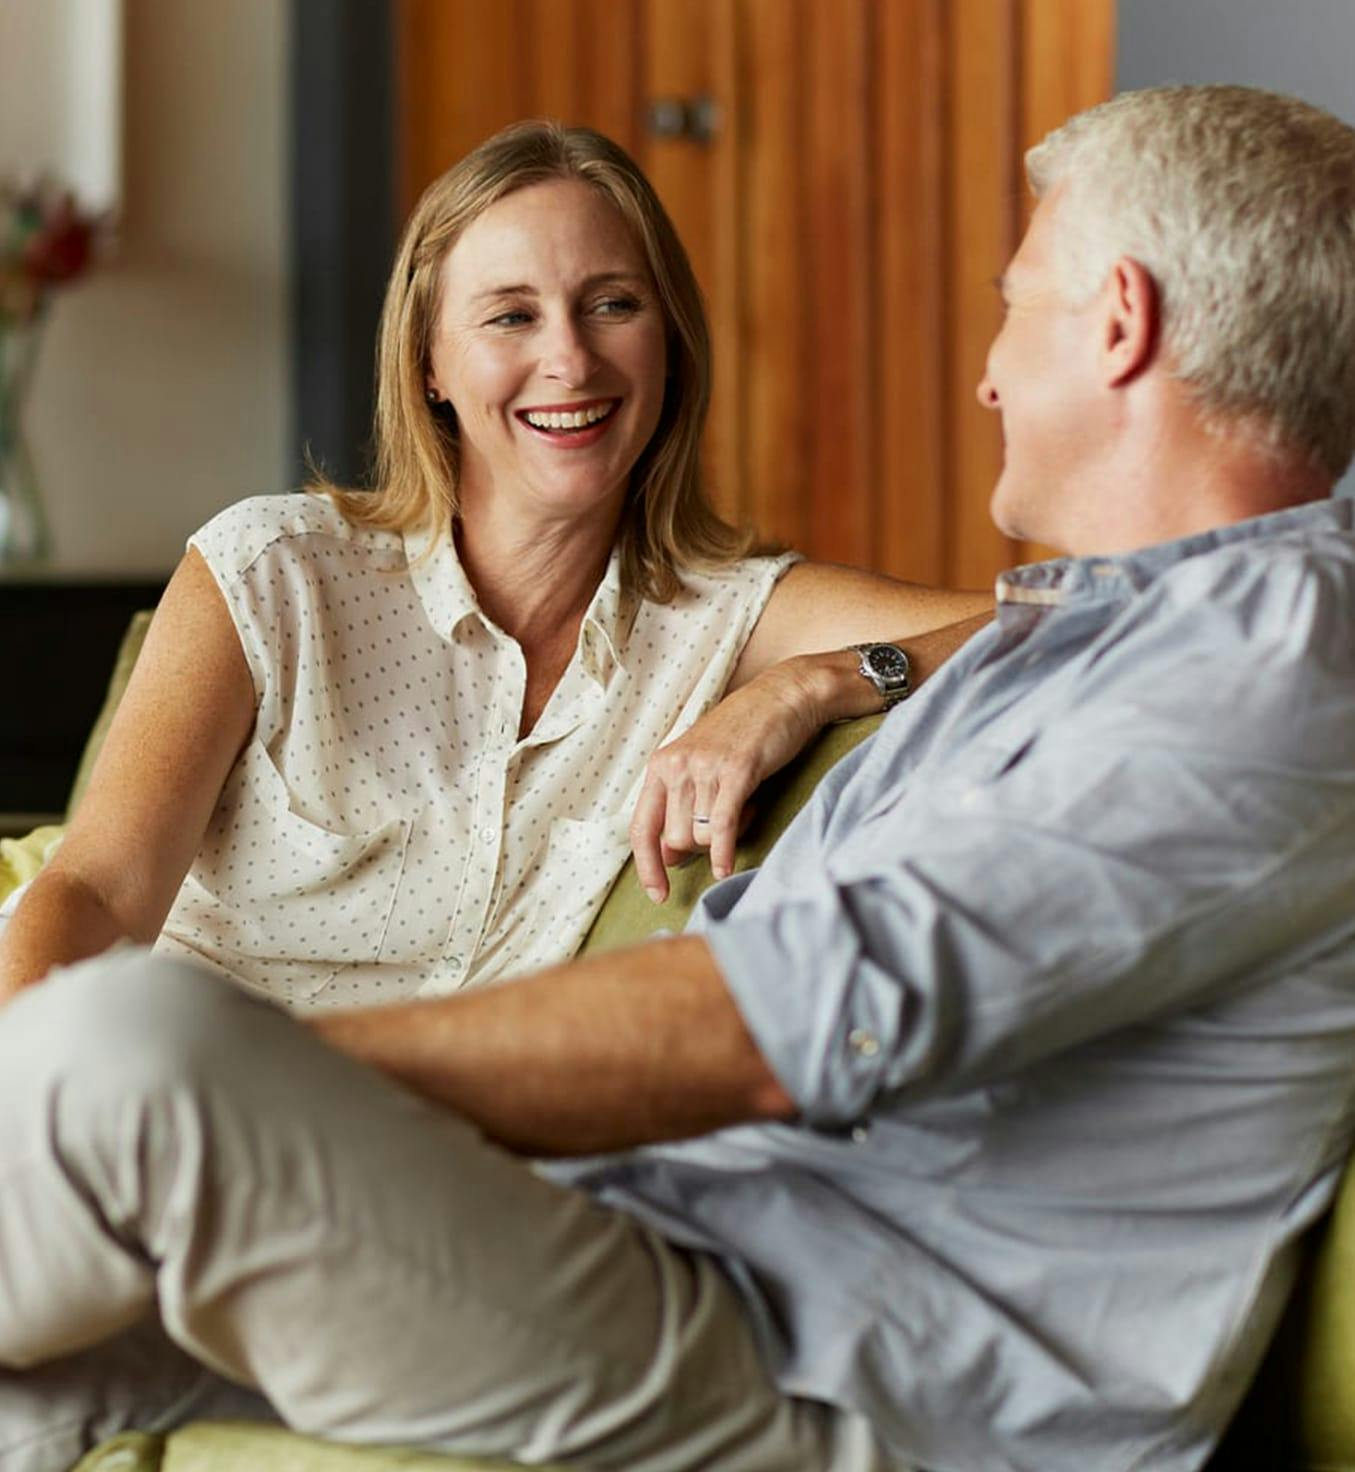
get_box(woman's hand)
[629,658,839,903]
[628,610,994,905]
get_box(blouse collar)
[402,521,634,686]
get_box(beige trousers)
[0,952,894,1472]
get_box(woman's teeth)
[523,403,614,431]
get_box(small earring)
[426,388,439,404]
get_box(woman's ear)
[1102,257,1160,388]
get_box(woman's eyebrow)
[583,271,646,288]
[470,271,646,306]
[470,283,537,304]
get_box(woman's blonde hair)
[321,120,750,601]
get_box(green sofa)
[2,615,1350,1472]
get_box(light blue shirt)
[576,500,1355,1472]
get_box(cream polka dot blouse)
[154,494,798,1011]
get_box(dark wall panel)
[291,0,396,489]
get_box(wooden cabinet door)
[396,0,1114,587]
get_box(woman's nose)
[540,316,596,387]
[976,371,999,410]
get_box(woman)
[0,122,987,1008]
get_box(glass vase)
[0,317,53,565]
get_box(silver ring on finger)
[692,815,712,825]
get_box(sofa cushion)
[70,1423,556,1472]
[0,823,63,908]
[1206,1152,1355,1471]
[67,609,154,817]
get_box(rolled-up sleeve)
[704,545,1355,1127]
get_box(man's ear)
[1101,257,1159,387]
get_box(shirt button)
[850,1123,870,1145]
[479,825,497,845]
[848,1027,880,1057]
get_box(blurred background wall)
[9,0,1355,576]
[22,0,290,571]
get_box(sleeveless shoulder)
[185,493,405,732]
[671,549,803,603]
[188,492,401,583]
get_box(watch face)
[865,644,910,681]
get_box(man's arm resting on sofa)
[308,934,796,1156]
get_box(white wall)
[1118,0,1355,499]
[0,0,122,214]
[19,0,290,572]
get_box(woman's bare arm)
[0,549,255,1001]
[629,563,994,900]
[727,561,992,690]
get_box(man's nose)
[541,316,595,387]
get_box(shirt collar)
[995,498,1354,611]
[402,522,634,686]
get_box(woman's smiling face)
[427,178,669,528]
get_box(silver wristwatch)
[847,642,912,710]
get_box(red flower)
[22,194,94,284]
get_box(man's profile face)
[977,189,1106,552]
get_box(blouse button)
[479,825,497,845]
[848,1027,880,1058]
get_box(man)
[5,83,1355,1472]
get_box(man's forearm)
[308,935,796,1156]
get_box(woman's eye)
[489,309,532,328]
[593,296,642,317]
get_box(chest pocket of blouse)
[190,739,410,974]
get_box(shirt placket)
[439,636,522,984]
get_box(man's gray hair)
[1027,85,1355,480]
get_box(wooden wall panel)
[1015,0,1116,564]
[741,0,808,551]
[946,0,1019,588]
[803,0,875,568]
[640,1,718,302]
[707,0,745,522]
[576,0,642,146]
[875,0,947,586]
[1020,0,1116,194]
[524,0,584,125]
[397,0,530,217]
[395,0,1116,590]
[639,0,744,520]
